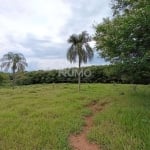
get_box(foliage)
[112,0,149,16]
[0,73,4,85]
[67,31,93,64]
[94,6,150,63]
[5,65,147,85]
[94,0,150,83]
[0,72,10,86]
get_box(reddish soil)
[69,101,109,150]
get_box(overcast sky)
[0,0,112,71]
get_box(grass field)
[0,84,150,150]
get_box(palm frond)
[67,34,79,44]
[67,45,78,63]
[67,31,94,65]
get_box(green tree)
[112,0,149,16]
[67,31,94,91]
[0,52,28,88]
[94,0,150,84]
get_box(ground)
[0,84,150,150]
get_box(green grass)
[0,84,149,150]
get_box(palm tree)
[0,52,28,88]
[67,31,94,91]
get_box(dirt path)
[69,101,109,150]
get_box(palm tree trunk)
[78,59,81,92]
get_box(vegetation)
[0,65,147,86]
[0,52,28,88]
[0,72,10,86]
[0,0,149,150]
[0,84,149,150]
[94,0,150,83]
[0,73,4,85]
[67,31,94,91]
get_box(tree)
[0,52,28,88]
[94,0,150,84]
[67,31,94,91]
[112,0,149,16]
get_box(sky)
[0,0,112,71]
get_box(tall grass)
[88,84,150,150]
[0,84,149,150]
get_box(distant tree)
[67,31,94,91]
[0,52,28,88]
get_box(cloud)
[0,0,71,41]
[0,0,111,71]
[60,0,112,35]
[27,55,106,71]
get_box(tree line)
[0,64,149,86]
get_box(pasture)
[0,84,150,150]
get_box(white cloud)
[27,57,78,70]
[0,0,72,41]
[27,57,105,71]
[0,0,111,70]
